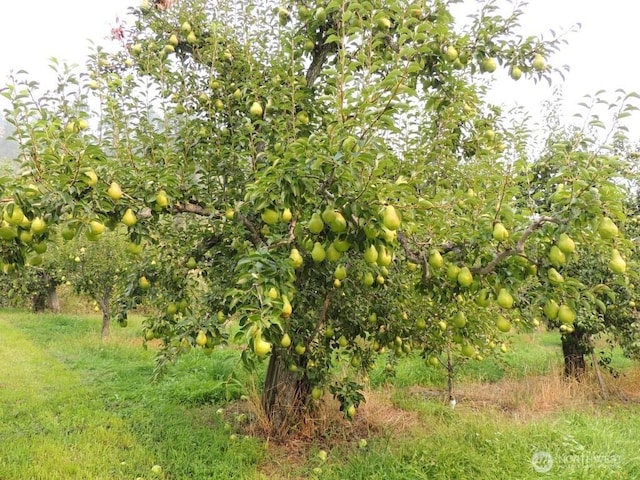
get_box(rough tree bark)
[561,328,589,381]
[32,272,59,312]
[261,349,311,437]
[98,288,112,340]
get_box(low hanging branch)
[471,215,559,275]
[398,215,559,281]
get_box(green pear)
[381,205,401,231]
[329,212,347,233]
[609,249,626,274]
[558,304,575,324]
[497,288,514,309]
[492,222,509,242]
[543,299,559,319]
[311,242,326,263]
[428,249,444,269]
[281,295,292,318]
[326,243,341,262]
[547,268,564,284]
[452,311,466,328]
[334,265,347,280]
[598,217,618,239]
[363,244,378,264]
[376,245,392,267]
[548,245,566,267]
[557,233,575,254]
[457,267,473,287]
[249,101,263,117]
[496,315,511,333]
[308,213,324,234]
[532,53,546,71]
[446,264,460,282]
[30,217,47,235]
[122,208,137,227]
[261,208,279,225]
[289,248,303,269]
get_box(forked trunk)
[561,328,588,381]
[261,349,311,437]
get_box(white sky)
[1,0,639,139]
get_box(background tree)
[1,0,638,435]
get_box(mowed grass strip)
[0,311,264,480]
[0,312,156,479]
[1,310,640,480]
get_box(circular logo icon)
[531,451,553,473]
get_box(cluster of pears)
[597,216,626,274]
[1,203,49,266]
[426,247,475,288]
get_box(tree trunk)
[561,328,588,381]
[261,349,311,437]
[99,293,111,340]
[32,292,47,312]
[46,285,60,312]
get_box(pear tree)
[1,0,638,434]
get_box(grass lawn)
[1,309,639,479]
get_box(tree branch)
[471,215,559,275]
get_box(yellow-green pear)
[261,208,279,225]
[428,249,444,269]
[333,238,350,252]
[558,304,575,324]
[334,264,347,280]
[364,244,378,264]
[107,182,123,201]
[557,233,576,254]
[598,217,618,239]
[3,204,24,226]
[532,53,546,71]
[547,268,564,284]
[497,288,514,309]
[321,207,336,224]
[363,272,375,286]
[548,245,566,267]
[280,333,292,348]
[496,315,511,333]
[82,169,98,186]
[289,248,304,269]
[196,330,208,347]
[249,101,263,117]
[308,213,324,234]
[457,267,473,287]
[329,212,347,233]
[492,222,509,242]
[89,220,105,236]
[609,249,626,274]
[311,242,326,263]
[381,205,401,231]
[326,243,341,262]
[30,217,47,235]
[156,190,169,208]
[281,208,292,222]
[376,245,392,267]
[452,311,466,328]
[543,299,559,319]
[254,336,272,357]
[281,295,292,318]
[446,264,460,282]
[122,208,137,227]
